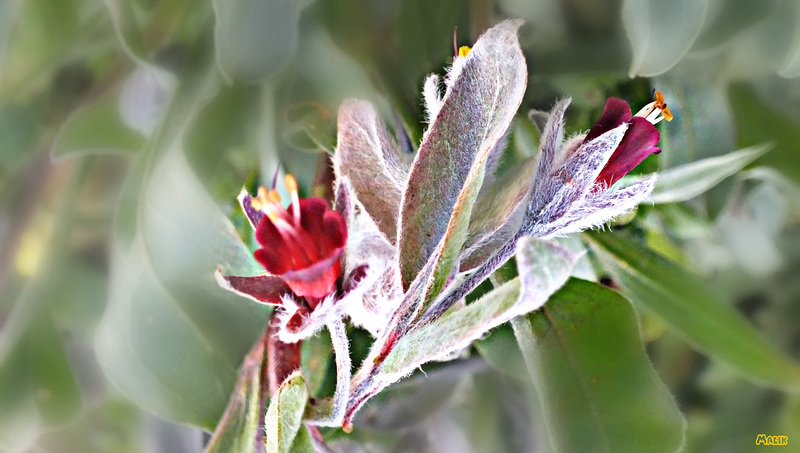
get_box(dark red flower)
[216,174,359,343]
[585,92,672,188]
[248,176,347,302]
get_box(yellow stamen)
[635,91,673,124]
[458,46,471,57]
[250,198,262,211]
[284,174,298,193]
[266,209,281,223]
[285,174,301,226]
[653,91,673,122]
[268,189,281,203]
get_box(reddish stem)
[266,310,303,395]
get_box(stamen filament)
[285,174,301,226]
[634,91,673,125]
[634,101,657,119]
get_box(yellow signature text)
[755,434,788,445]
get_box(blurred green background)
[1,0,799,452]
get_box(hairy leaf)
[381,238,576,380]
[334,100,407,241]
[265,373,308,453]
[204,336,264,453]
[461,157,536,271]
[397,19,527,291]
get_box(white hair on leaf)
[275,293,346,343]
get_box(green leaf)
[0,0,24,67]
[623,0,709,77]
[778,0,800,77]
[25,315,82,426]
[0,0,81,98]
[51,94,144,161]
[398,19,527,301]
[93,43,271,428]
[204,334,264,453]
[512,278,685,453]
[265,373,308,453]
[0,342,38,452]
[213,0,301,81]
[288,426,315,453]
[184,82,257,182]
[731,84,800,182]
[97,147,268,429]
[0,314,83,448]
[586,231,800,389]
[301,329,333,399]
[498,0,565,45]
[474,323,527,380]
[640,144,769,204]
[0,102,39,169]
[103,0,148,61]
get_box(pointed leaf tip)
[398,18,528,290]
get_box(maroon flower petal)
[280,250,344,301]
[214,271,291,305]
[254,215,284,250]
[254,247,291,275]
[595,117,661,188]
[584,97,632,143]
[253,196,348,300]
[322,210,347,253]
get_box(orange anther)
[284,174,298,194]
[458,46,471,58]
[266,210,281,223]
[653,91,673,122]
[268,189,282,203]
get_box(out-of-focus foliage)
[0,0,799,452]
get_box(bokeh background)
[1,0,800,452]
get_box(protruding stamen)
[634,90,673,125]
[458,45,471,57]
[285,174,301,226]
[653,91,673,121]
[252,186,270,211]
[268,189,281,203]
